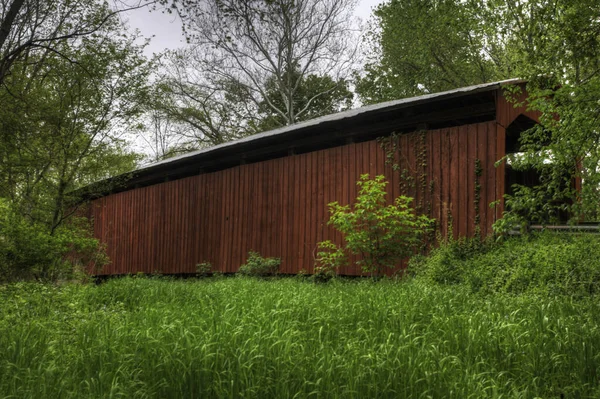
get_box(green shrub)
[411,231,600,297]
[320,174,433,277]
[314,240,346,280]
[196,261,212,277]
[238,251,281,277]
[409,235,492,285]
[0,199,107,282]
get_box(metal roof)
[144,78,522,170]
[79,78,523,199]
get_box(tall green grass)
[1,277,600,398]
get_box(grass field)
[1,277,600,398]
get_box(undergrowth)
[410,231,600,297]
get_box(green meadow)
[1,275,600,398]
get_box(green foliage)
[238,251,281,277]
[0,200,108,282]
[412,232,600,297]
[499,78,600,226]
[2,278,600,397]
[361,0,600,224]
[314,240,347,279]
[323,174,433,276]
[358,0,600,104]
[195,261,213,277]
[409,235,493,285]
[255,68,354,131]
[357,0,508,104]
[0,2,149,282]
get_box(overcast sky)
[122,0,384,56]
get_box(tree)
[0,3,151,280]
[139,106,190,163]
[490,0,600,226]
[362,0,600,226]
[255,66,353,132]
[0,0,153,86]
[356,0,513,104]
[0,9,150,233]
[145,49,259,150]
[161,0,359,130]
[0,1,159,280]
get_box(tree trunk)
[0,0,26,83]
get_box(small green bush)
[196,261,212,277]
[238,251,281,277]
[314,240,346,280]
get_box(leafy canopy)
[360,0,600,226]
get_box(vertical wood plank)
[439,129,447,238]
[300,154,308,272]
[198,175,205,268]
[251,164,259,266]
[309,152,318,272]
[136,188,143,273]
[237,166,246,271]
[432,129,441,233]
[451,127,460,239]
[280,157,289,273]
[291,155,301,273]
[410,132,420,211]
[466,124,477,237]
[243,165,250,270]
[262,161,271,257]
[267,159,276,258]
[208,172,216,266]
[304,154,313,271]
[189,176,198,268]
[475,124,487,236]
[276,158,284,261]
[227,168,234,272]
[335,146,344,254]
[458,125,469,237]
[316,148,325,270]
[230,167,238,271]
[181,179,189,273]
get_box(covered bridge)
[83,79,539,276]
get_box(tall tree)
[0,1,151,280]
[357,0,512,104]
[0,12,150,232]
[146,49,259,151]
[160,0,359,130]
[0,0,152,86]
[361,0,600,225]
[255,67,353,132]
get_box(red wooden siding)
[90,120,501,276]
